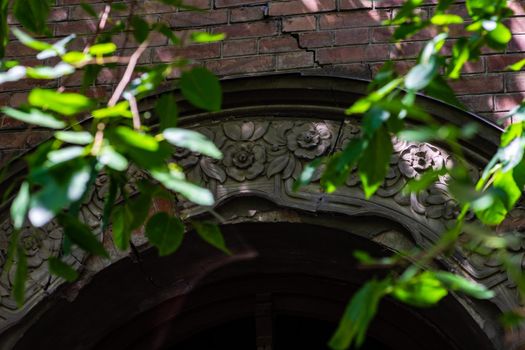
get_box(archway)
[0,74,513,349]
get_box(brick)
[372,26,438,43]
[449,75,503,95]
[458,95,494,112]
[320,11,390,29]
[54,20,99,36]
[506,73,525,92]
[269,0,335,16]
[277,51,314,69]
[494,93,525,111]
[299,32,333,48]
[215,0,267,7]
[161,10,228,28]
[213,21,279,38]
[206,55,274,75]
[223,39,257,56]
[486,55,523,72]
[317,44,389,64]
[340,0,373,10]
[154,43,221,62]
[230,6,265,22]
[259,36,299,53]
[507,17,525,34]
[282,16,316,32]
[508,34,525,52]
[334,28,369,46]
[390,41,425,59]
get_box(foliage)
[2,0,525,348]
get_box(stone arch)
[0,74,516,349]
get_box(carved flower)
[222,142,266,181]
[399,144,444,178]
[287,123,332,160]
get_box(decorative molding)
[0,114,517,342]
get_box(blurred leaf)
[62,51,91,65]
[487,22,511,49]
[192,221,230,254]
[129,194,152,231]
[112,205,133,250]
[151,169,214,206]
[47,146,85,165]
[55,131,93,145]
[29,89,95,116]
[430,13,463,25]
[26,63,75,79]
[154,23,180,45]
[98,145,129,171]
[425,75,464,108]
[163,128,222,159]
[114,126,159,151]
[131,16,149,43]
[433,271,495,299]
[392,271,448,307]
[92,101,132,119]
[80,2,98,18]
[11,28,52,51]
[59,214,108,257]
[155,94,178,130]
[2,107,66,129]
[500,310,525,328]
[13,0,52,35]
[146,212,184,256]
[37,34,76,60]
[403,168,446,194]
[0,0,8,59]
[89,42,117,56]
[191,32,226,43]
[13,245,27,308]
[405,56,439,91]
[329,279,390,350]
[48,257,78,282]
[10,182,30,230]
[321,139,367,193]
[294,157,323,191]
[507,58,525,71]
[359,126,393,198]
[0,66,27,84]
[180,67,222,112]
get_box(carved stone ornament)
[0,114,520,345]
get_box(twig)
[128,95,141,130]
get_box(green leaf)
[80,2,98,18]
[47,146,85,165]
[191,32,226,43]
[0,0,9,59]
[329,279,390,349]
[487,22,512,49]
[145,212,184,256]
[163,128,222,159]
[0,66,26,84]
[13,0,52,35]
[26,63,75,79]
[59,214,108,258]
[405,56,439,91]
[392,271,448,307]
[13,245,27,308]
[507,58,525,72]
[37,34,76,60]
[294,157,323,191]
[403,168,446,194]
[192,221,230,254]
[430,13,463,25]
[129,194,152,230]
[48,257,79,282]
[89,42,117,56]
[92,101,132,118]
[321,138,367,193]
[425,75,464,108]
[155,94,178,131]
[2,107,66,129]
[28,89,95,116]
[359,126,393,198]
[62,51,91,65]
[55,131,93,145]
[433,271,494,299]
[113,126,159,151]
[131,16,150,43]
[154,23,180,45]
[112,205,133,250]
[10,182,30,230]
[180,67,222,112]
[11,28,52,51]
[98,145,129,171]
[363,107,390,137]
[151,169,215,206]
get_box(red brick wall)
[1,0,525,165]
